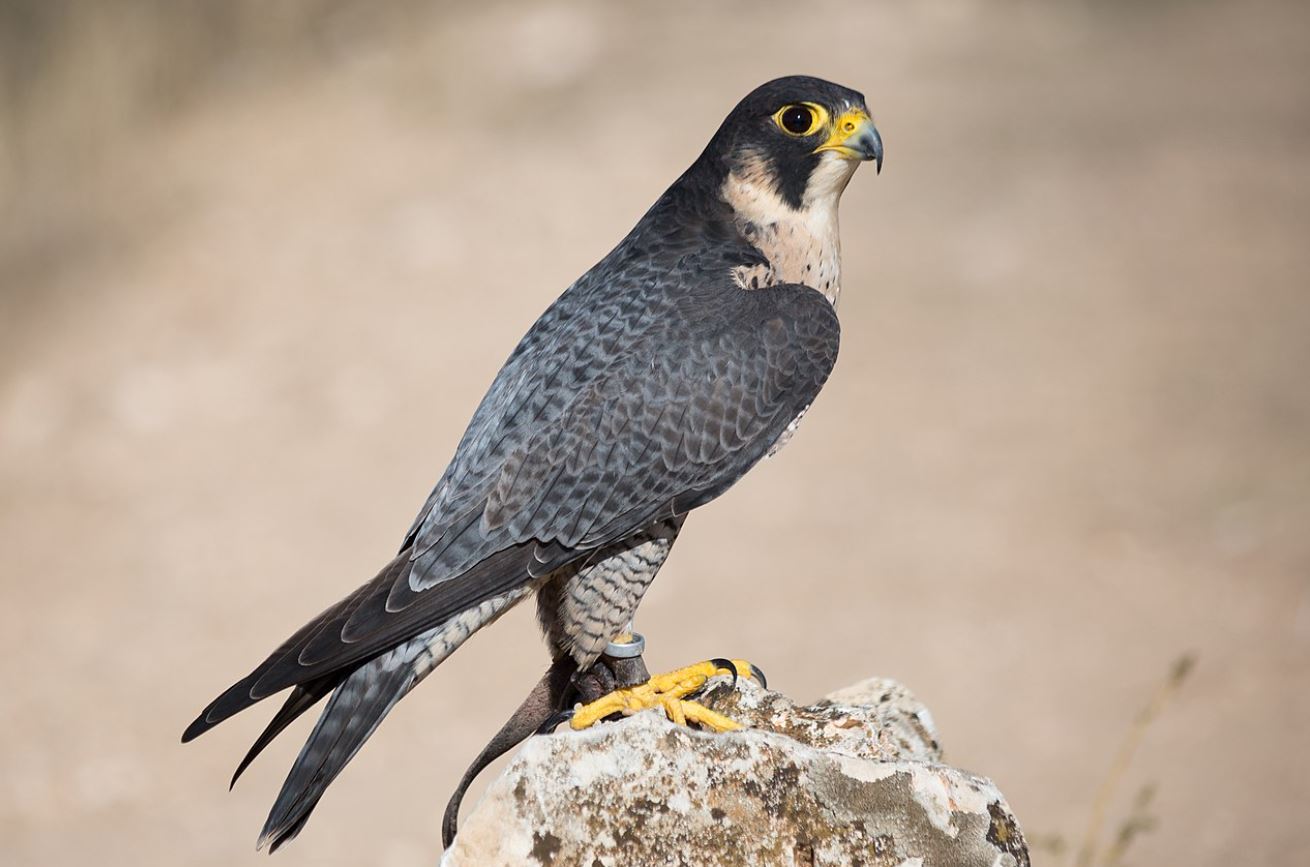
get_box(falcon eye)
[775,104,820,137]
[779,105,815,134]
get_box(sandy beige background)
[2,1,1307,864]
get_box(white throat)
[722,152,858,306]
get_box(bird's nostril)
[843,121,856,133]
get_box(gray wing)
[486,284,840,551]
[183,281,839,738]
[406,279,840,577]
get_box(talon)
[537,708,574,734]
[710,657,739,686]
[568,658,761,732]
[711,658,760,688]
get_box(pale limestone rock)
[442,676,1028,867]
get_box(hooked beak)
[814,108,883,174]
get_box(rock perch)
[442,676,1029,866]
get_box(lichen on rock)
[442,676,1028,867]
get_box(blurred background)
[1,0,1307,864]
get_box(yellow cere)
[815,107,874,155]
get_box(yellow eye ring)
[773,102,828,137]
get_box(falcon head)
[710,75,882,213]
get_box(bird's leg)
[567,626,765,733]
[588,627,650,690]
[569,658,757,732]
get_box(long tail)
[257,641,416,851]
[252,587,532,851]
[183,543,537,746]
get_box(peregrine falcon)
[183,75,883,851]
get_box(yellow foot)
[569,658,760,733]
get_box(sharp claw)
[537,708,575,735]
[709,657,738,686]
[748,663,768,689]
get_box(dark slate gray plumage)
[183,75,881,852]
